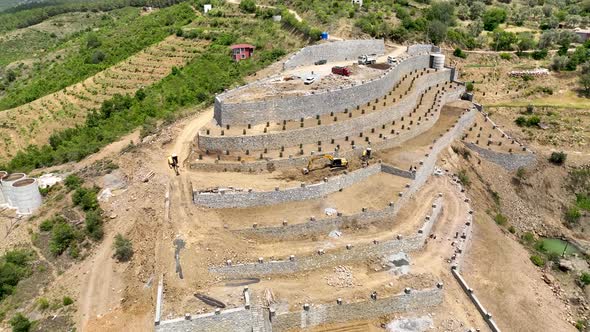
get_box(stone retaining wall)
[213,54,432,125]
[282,39,385,70]
[210,198,442,278]
[156,308,254,332]
[272,287,443,331]
[407,44,440,55]
[156,287,443,332]
[233,204,398,241]
[193,163,382,209]
[465,143,536,171]
[189,84,465,173]
[405,100,476,199]
[199,70,452,152]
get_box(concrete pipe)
[11,178,42,215]
[0,171,8,207]
[1,173,25,208]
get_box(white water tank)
[0,171,7,207]
[431,53,445,70]
[1,173,25,208]
[11,178,42,215]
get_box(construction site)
[118,39,537,332]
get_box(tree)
[9,314,31,332]
[427,20,448,45]
[491,29,518,51]
[580,71,590,95]
[517,33,536,53]
[483,7,507,31]
[85,210,104,241]
[239,0,256,13]
[427,1,456,26]
[469,1,486,20]
[113,234,133,262]
[50,221,75,255]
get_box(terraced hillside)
[0,35,207,160]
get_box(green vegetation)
[0,0,187,33]
[72,186,99,211]
[576,193,590,211]
[62,296,73,306]
[465,81,474,92]
[515,115,541,127]
[113,233,133,262]
[494,213,507,226]
[483,7,507,31]
[516,167,526,179]
[63,174,82,191]
[0,249,33,301]
[37,297,50,310]
[457,170,470,187]
[565,206,582,225]
[549,151,567,165]
[239,0,256,13]
[530,254,546,267]
[453,47,467,59]
[9,313,31,332]
[49,220,76,256]
[522,232,535,244]
[3,12,301,172]
[0,3,195,111]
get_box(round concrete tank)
[431,53,445,70]
[0,171,7,206]
[11,178,42,215]
[1,173,25,208]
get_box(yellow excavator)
[302,154,348,174]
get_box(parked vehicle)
[314,59,327,65]
[358,54,377,65]
[331,66,351,76]
[387,56,398,65]
[303,76,316,85]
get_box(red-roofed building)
[231,44,255,62]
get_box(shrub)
[549,151,567,165]
[453,48,467,59]
[85,210,104,241]
[62,296,73,306]
[63,175,82,191]
[576,193,590,211]
[50,221,75,256]
[532,49,548,60]
[508,225,516,234]
[576,320,586,331]
[72,187,99,211]
[37,297,49,310]
[516,167,526,179]
[465,81,474,92]
[9,313,31,332]
[239,0,256,13]
[494,213,507,226]
[0,250,32,300]
[515,115,541,127]
[580,272,590,286]
[500,52,512,60]
[565,206,582,224]
[113,234,133,262]
[530,255,546,267]
[522,232,535,244]
[39,216,65,232]
[457,170,470,186]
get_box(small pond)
[540,238,581,256]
